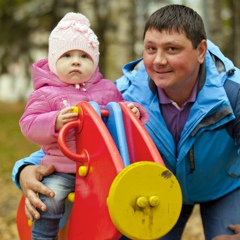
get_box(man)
[13,4,240,239]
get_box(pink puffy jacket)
[20,58,126,173]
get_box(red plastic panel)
[118,102,165,166]
[58,101,124,240]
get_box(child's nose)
[72,58,81,66]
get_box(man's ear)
[197,39,207,64]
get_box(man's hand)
[19,165,55,220]
[212,225,240,240]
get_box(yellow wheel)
[107,161,182,240]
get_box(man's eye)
[168,47,178,52]
[146,46,156,52]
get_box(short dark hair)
[143,4,207,49]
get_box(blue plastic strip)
[89,101,101,116]
[104,102,130,167]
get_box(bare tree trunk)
[205,0,240,67]
[232,0,240,67]
[104,0,136,80]
[206,0,224,48]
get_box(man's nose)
[153,52,167,65]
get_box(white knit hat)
[48,12,99,75]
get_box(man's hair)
[143,4,207,49]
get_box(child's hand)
[55,106,78,132]
[127,103,140,118]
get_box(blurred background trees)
[0,0,239,102]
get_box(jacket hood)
[32,58,102,90]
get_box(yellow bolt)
[67,192,75,202]
[28,219,34,227]
[79,166,88,177]
[136,196,148,208]
[149,196,160,207]
[71,106,79,114]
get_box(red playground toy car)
[16,101,182,240]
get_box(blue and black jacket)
[115,40,240,204]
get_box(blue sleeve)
[12,149,45,189]
[115,75,131,94]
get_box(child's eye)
[63,53,71,57]
[82,54,89,58]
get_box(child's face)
[56,50,95,84]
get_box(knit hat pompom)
[63,12,90,26]
[48,12,99,75]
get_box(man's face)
[143,29,206,95]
